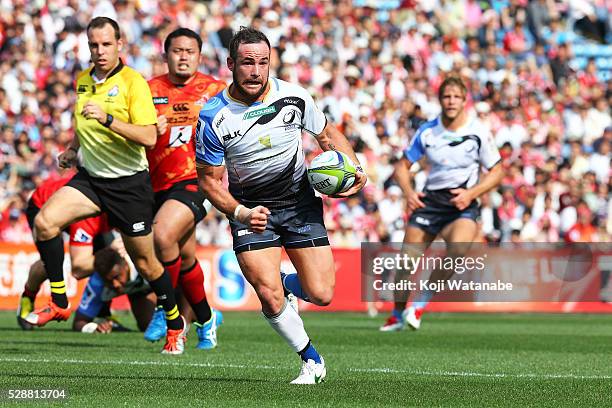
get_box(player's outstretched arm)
[72,312,113,333]
[81,101,157,148]
[196,164,269,233]
[450,162,503,211]
[314,123,367,197]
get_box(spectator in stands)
[0,0,609,248]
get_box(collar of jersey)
[89,59,125,84]
[439,115,474,134]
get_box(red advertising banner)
[1,243,611,313]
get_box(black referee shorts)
[67,167,154,237]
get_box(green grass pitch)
[1,311,611,407]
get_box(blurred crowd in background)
[0,0,610,246]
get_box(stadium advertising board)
[1,243,611,313]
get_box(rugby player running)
[380,76,502,331]
[196,27,366,384]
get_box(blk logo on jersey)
[222,130,243,142]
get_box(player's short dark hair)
[438,76,467,100]
[94,247,125,277]
[164,27,203,54]
[87,17,121,40]
[228,27,271,60]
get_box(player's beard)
[233,73,268,103]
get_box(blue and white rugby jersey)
[404,116,501,191]
[195,78,327,208]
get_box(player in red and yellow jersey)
[18,172,113,329]
[145,28,226,349]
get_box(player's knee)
[33,212,59,240]
[133,256,162,280]
[309,285,334,306]
[180,253,196,268]
[153,228,175,252]
[258,285,285,314]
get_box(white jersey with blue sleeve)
[195,78,327,209]
[404,116,500,190]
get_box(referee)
[26,17,187,355]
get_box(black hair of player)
[228,26,271,60]
[164,28,203,54]
[94,247,126,277]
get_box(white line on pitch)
[2,357,611,380]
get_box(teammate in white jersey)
[196,27,366,384]
[380,76,503,332]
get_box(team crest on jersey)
[73,228,93,243]
[77,85,88,93]
[243,106,276,120]
[107,85,119,97]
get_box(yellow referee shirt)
[74,61,157,178]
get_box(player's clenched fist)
[234,204,270,233]
[156,114,168,136]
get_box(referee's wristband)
[103,114,114,128]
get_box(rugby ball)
[307,151,356,195]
